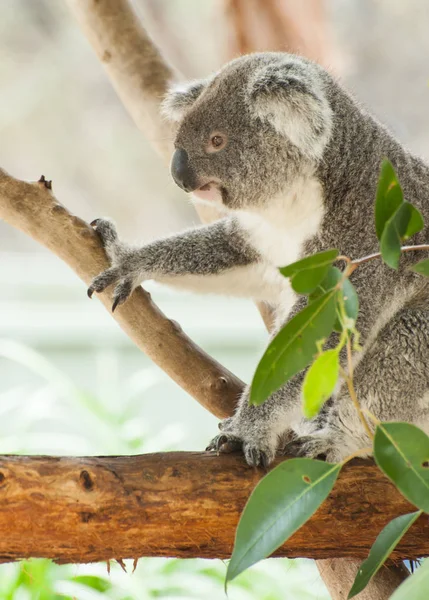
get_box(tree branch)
[0,453,428,564]
[0,170,242,419]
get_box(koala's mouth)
[192,181,224,203]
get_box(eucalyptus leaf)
[338,278,359,328]
[375,159,424,268]
[379,202,423,269]
[380,217,401,269]
[375,159,403,240]
[288,267,330,295]
[279,249,339,277]
[308,266,342,302]
[250,290,337,406]
[390,559,429,600]
[348,510,422,598]
[399,202,424,240]
[226,458,341,586]
[310,267,358,332]
[410,258,429,277]
[279,249,339,294]
[302,349,340,418]
[374,422,429,512]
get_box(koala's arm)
[88,216,285,307]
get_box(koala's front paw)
[87,218,142,312]
[206,418,277,468]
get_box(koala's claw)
[111,279,134,312]
[243,445,272,469]
[87,267,120,299]
[87,218,138,311]
[91,217,118,246]
[206,433,242,454]
[206,431,275,468]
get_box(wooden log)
[1,452,428,564]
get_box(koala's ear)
[161,79,208,122]
[247,62,332,158]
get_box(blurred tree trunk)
[224,0,336,68]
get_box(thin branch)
[0,452,428,563]
[0,169,243,419]
[351,244,429,267]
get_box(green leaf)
[380,216,402,269]
[390,559,429,600]
[250,291,337,405]
[339,278,359,326]
[302,349,340,418]
[308,266,341,302]
[287,267,330,295]
[279,249,339,294]
[379,203,422,269]
[374,422,429,512]
[375,159,403,240]
[348,511,422,598]
[399,203,424,240]
[410,258,429,277]
[310,267,359,332]
[280,249,339,278]
[226,458,341,585]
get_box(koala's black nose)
[171,148,197,192]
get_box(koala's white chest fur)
[236,176,324,267]
[233,175,325,319]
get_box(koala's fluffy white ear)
[161,79,208,122]
[247,61,332,158]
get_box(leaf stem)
[345,337,374,440]
[341,446,373,465]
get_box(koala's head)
[162,53,333,211]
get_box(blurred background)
[0,0,428,598]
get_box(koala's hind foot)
[282,434,332,460]
[206,416,278,468]
[88,218,141,311]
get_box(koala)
[88,52,429,467]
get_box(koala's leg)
[88,217,287,309]
[207,298,309,467]
[208,305,429,467]
[295,306,429,463]
[207,377,306,467]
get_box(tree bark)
[0,453,427,565]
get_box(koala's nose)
[171,148,197,193]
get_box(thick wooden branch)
[1,452,428,564]
[0,170,242,419]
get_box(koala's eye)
[212,135,223,147]
[207,132,227,153]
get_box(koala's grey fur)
[89,52,429,467]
